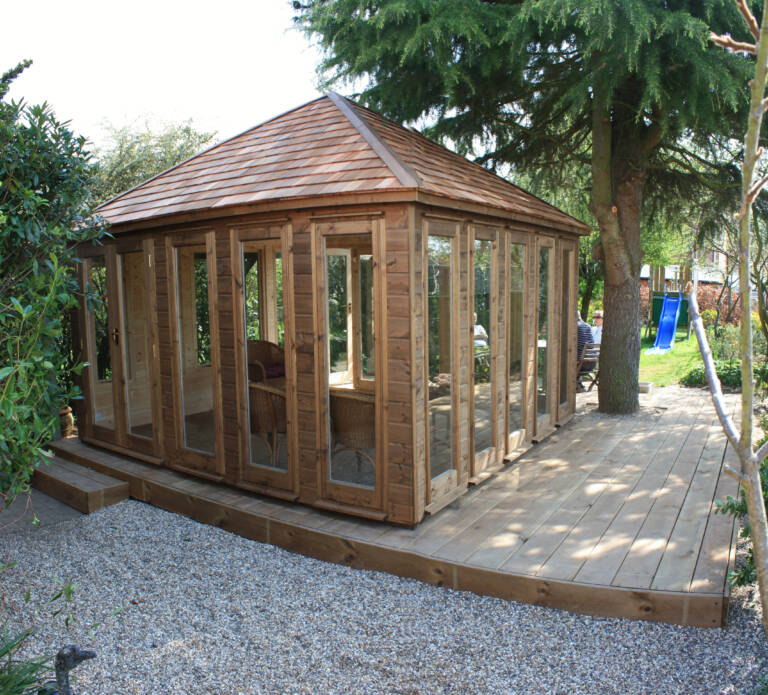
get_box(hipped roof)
[98,93,589,234]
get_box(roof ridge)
[326,92,420,189]
[97,95,328,212]
[346,99,589,230]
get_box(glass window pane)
[87,257,115,430]
[359,254,375,380]
[120,252,154,439]
[427,235,454,479]
[473,238,492,454]
[193,253,211,365]
[537,247,551,419]
[244,247,287,470]
[326,237,376,488]
[275,252,284,347]
[243,251,261,340]
[559,249,572,405]
[327,251,350,380]
[509,243,525,434]
[177,246,215,454]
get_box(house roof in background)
[97,94,589,233]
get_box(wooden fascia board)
[103,188,588,238]
[413,192,591,236]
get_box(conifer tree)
[295,0,754,413]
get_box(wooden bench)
[576,342,600,392]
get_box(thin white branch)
[725,463,750,485]
[736,173,768,219]
[758,439,768,464]
[711,31,758,54]
[737,0,762,40]
[686,284,742,451]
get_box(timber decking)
[50,387,738,627]
[32,456,129,514]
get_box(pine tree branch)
[737,0,761,40]
[711,32,757,54]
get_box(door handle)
[112,328,119,345]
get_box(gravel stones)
[1,500,766,694]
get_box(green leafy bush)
[716,460,768,587]
[700,308,718,328]
[680,360,744,387]
[0,62,105,507]
[705,320,767,364]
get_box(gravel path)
[1,500,766,695]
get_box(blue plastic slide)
[645,293,682,355]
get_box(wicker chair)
[247,339,285,382]
[249,385,287,467]
[329,393,375,471]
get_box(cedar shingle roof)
[98,94,588,233]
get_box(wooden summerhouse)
[73,94,589,527]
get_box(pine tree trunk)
[599,275,641,412]
[590,84,643,412]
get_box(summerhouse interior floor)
[54,386,738,627]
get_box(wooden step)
[32,457,129,514]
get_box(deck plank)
[569,401,707,585]
[690,442,741,594]
[612,404,717,589]
[502,406,671,577]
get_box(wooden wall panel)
[495,232,507,458]
[214,223,239,482]
[383,204,414,525]
[290,210,319,506]
[457,222,470,488]
[410,207,427,521]
[153,239,178,457]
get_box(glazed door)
[506,233,529,453]
[469,226,499,477]
[167,231,223,476]
[83,248,123,446]
[82,243,159,457]
[236,228,297,494]
[556,240,577,423]
[425,219,462,508]
[534,238,556,439]
[116,244,161,457]
[313,215,385,514]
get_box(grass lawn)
[638,327,702,387]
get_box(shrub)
[706,320,767,364]
[700,308,718,328]
[679,359,767,389]
[0,62,105,507]
[717,458,768,587]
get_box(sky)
[2,0,325,149]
